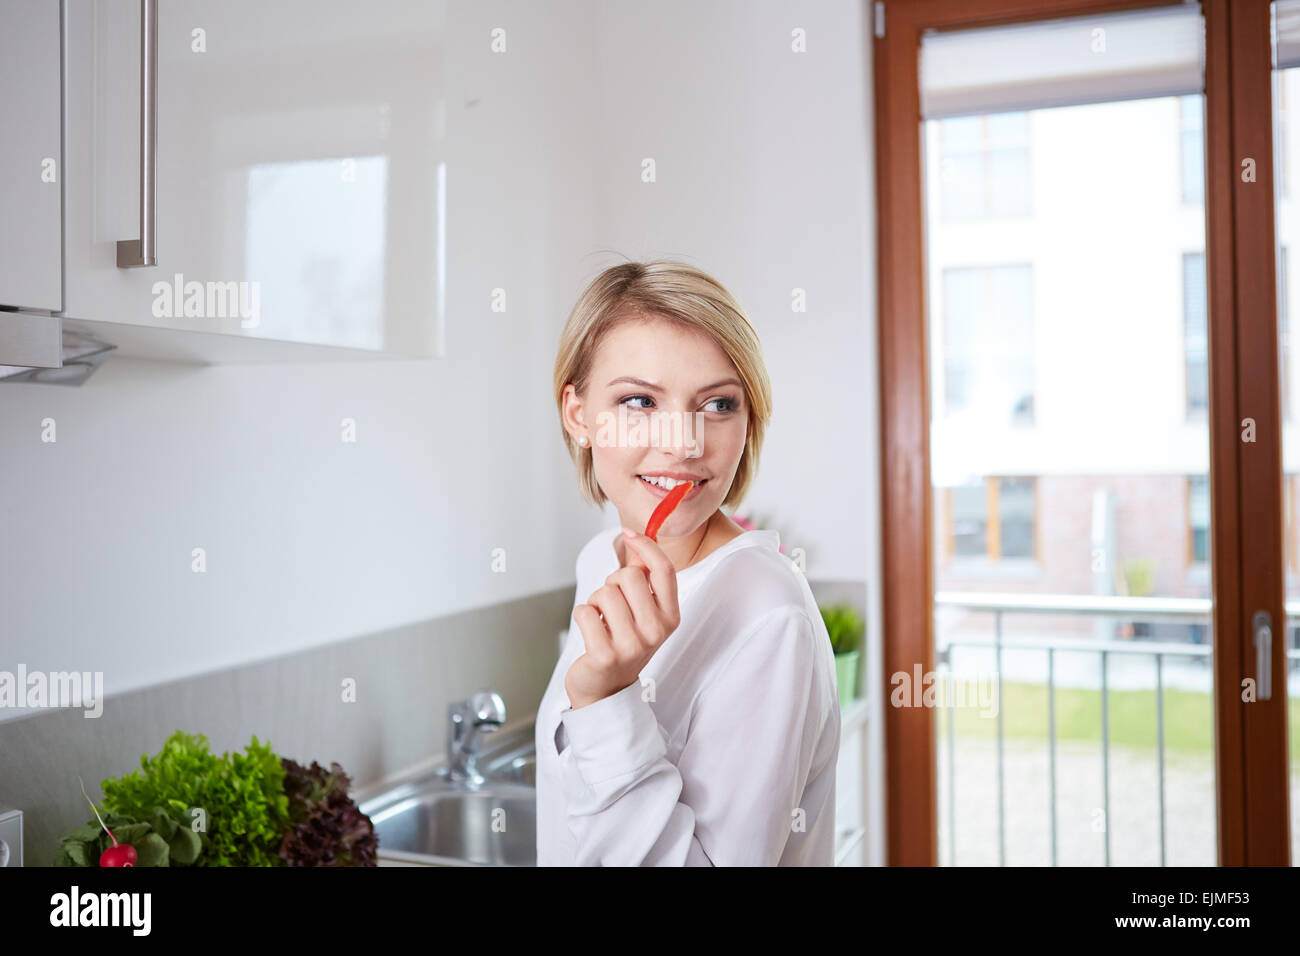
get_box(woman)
[536,259,842,866]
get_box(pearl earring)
[578,435,588,446]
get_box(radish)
[99,843,137,867]
[79,776,137,868]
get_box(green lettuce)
[99,730,289,867]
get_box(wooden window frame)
[876,0,1288,865]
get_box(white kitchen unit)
[0,0,64,368]
[0,0,62,313]
[60,0,447,362]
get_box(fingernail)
[622,527,638,537]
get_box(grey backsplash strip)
[1,576,864,866]
[0,586,572,866]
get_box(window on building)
[1187,475,1210,564]
[939,111,1031,220]
[949,482,987,557]
[943,264,1035,425]
[945,476,1037,561]
[1184,252,1208,418]
[998,477,1035,557]
[1180,94,1204,205]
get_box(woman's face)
[566,316,749,538]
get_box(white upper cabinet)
[0,0,63,313]
[62,0,447,360]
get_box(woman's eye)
[619,395,737,412]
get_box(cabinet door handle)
[116,0,157,268]
[1252,610,1273,701]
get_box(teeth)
[639,475,698,491]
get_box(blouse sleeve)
[556,605,829,866]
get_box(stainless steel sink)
[360,707,538,866]
[363,780,536,866]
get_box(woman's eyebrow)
[606,376,742,393]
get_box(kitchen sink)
[364,782,536,866]
[476,741,536,786]
[360,722,538,866]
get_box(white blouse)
[534,525,842,866]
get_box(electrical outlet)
[0,808,23,866]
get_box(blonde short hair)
[553,259,773,509]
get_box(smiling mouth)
[636,475,708,500]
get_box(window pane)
[989,113,1032,217]
[939,114,1031,220]
[951,483,988,556]
[924,11,1213,866]
[991,265,1035,423]
[998,477,1035,557]
[990,146,1032,217]
[942,265,1034,425]
[1184,252,1208,414]
[944,113,983,150]
[986,110,1028,142]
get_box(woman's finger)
[608,566,659,640]
[620,530,678,619]
[572,604,613,661]
[614,532,649,574]
[586,584,640,657]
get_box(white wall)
[590,0,875,578]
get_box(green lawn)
[939,680,1300,759]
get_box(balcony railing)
[933,592,1300,866]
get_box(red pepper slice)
[644,480,694,540]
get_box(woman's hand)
[565,528,681,710]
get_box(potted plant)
[821,602,864,708]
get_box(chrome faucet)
[437,690,506,787]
